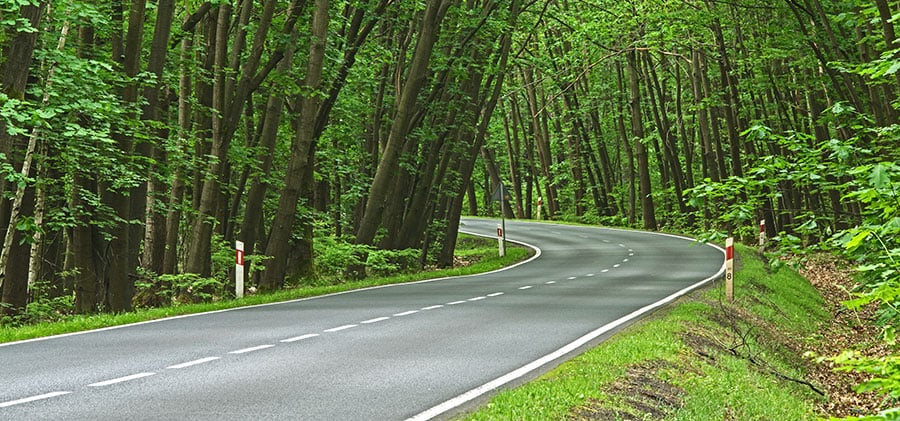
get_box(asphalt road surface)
[0,219,724,420]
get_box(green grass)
[0,234,530,344]
[461,243,830,420]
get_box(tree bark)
[355,0,451,247]
[259,0,329,291]
[0,0,45,301]
[626,49,657,231]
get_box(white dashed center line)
[394,310,419,317]
[229,344,275,354]
[167,357,220,369]
[280,333,320,343]
[7,236,643,412]
[361,316,390,324]
[0,391,71,408]
[89,372,156,387]
[323,325,358,333]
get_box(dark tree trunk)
[627,49,657,231]
[259,0,329,291]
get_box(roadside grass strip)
[0,237,530,345]
[462,244,828,421]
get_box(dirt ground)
[797,254,891,417]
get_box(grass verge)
[461,243,831,420]
[0,234,530,344]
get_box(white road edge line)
[361,317,391,324]
[406,241,726,421]
[280,333,320,343]
[323,324,358,333]
[422,305,444,310]
[229,344,275,354]
[446,300,467,305]
[88,372,156,387]
[167,356,220,369]
[0,391,71,408]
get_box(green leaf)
[845,230,872,251]
[871,163,891,189]
[884,60,900,76]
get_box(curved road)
[0,219,724,420]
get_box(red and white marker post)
[497,224,505,257]
[759,219,766,246]
[235,240,245,298]
[725,237,734,301]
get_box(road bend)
[0,219,724,420]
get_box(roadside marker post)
[497,225,505,257]
[235,241,245,299]
[725,237,734,301]
[536,197,543,221]
[491,183,509,257]
[759,219,766,246]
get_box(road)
[0,219,724,420]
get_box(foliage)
[133,273,224,307]
[0,282,74,326]
[826,160,900,413]
[312,235,420,282]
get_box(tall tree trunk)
[615,61,636,225]
[0,0,45,305]
[138,0,177,276]
[355,0,450,247]
[710,16,744,178]
[259,0,329,291]
[522,67,558,219]
[185,4,231,277]
[627,49,657,231]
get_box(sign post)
[497,225,505,257]
[725,237,734,301]
[491,183,510,257]
[759,219,766,246]
[235,240,245,299]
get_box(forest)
[2,0,900,410]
